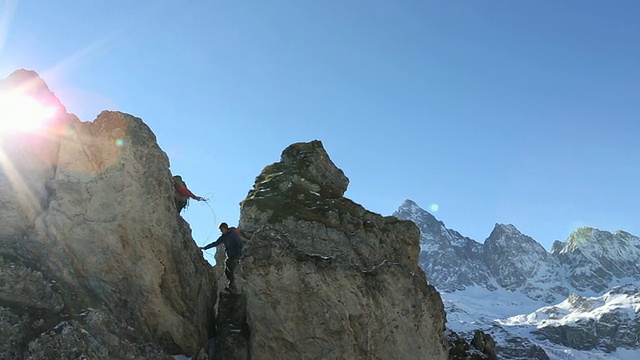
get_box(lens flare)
[0,90,57,134]
[430,204,439,212]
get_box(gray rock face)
[393,200,494,292]
[484,224,566,302]
[447,329,499,360]
[0,70,216,358]
[222,141,449,360]
[485,224,548,289]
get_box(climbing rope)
[201,192,218,224]
[196,192,218,243]
[194,193,222,262]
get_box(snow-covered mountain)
[506,285,640,352]
[552,228,640,293]
[393,199,640,360]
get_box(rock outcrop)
[1,70,451,359]
[216,140,449,359]
[447,330,498,360]
[0,70,216,359]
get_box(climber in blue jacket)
[200,222,244,291]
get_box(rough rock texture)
[470,330,497,359]
[483,224,566,303]
[496,336,550,360]
[215,140,448,359]
[0,70,216,358]
[393,200,494,292]
[447,330,498,360]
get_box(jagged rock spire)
[231,141,449,359]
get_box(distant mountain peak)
[400,198,419,208]
[395,199,442,229]
[489,223,523,238]
[567,226,596,240]
[398,199,428,217]
[559,226,639,254]
[485,224,542,252]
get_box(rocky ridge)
[552,228,640,293]
[394,199,640,359]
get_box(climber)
[200,222,244,291]
[172,175,204,213]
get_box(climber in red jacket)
[172,175,204,213]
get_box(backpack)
[229,227,242,239]
[229,227,244,247]
[173,176,184,192]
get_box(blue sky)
[1,1,638,260]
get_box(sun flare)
[0,90,57,134]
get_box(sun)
[0,90,57,134]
